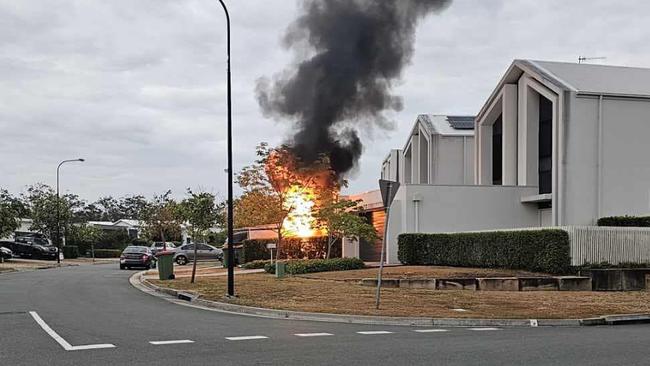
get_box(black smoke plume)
[257,0,452,177]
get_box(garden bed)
[148,268,650,319]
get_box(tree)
[22,184,74,245]
[236,142,338,257]
[177,189,224,283]
[120,195,148,219]
[139,191,182,243]
[66,224,103,256]
[0,189,21,238]
[315,198,378,259]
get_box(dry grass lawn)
[149,271,650,319]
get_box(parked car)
[173,243,223,265]
[0,239,58,260]
[119,246,156,270]
[149,242,176,255]
[0,246,12,261]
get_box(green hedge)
[63,246,79,259]
[93,249,122,258]
[597,216,650,227]
[263,258,365,275]
[240,240,272,263]
[241,259,271,270]
[240,237,342,263]
[398,229,571,274]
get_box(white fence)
[563,226,650,266]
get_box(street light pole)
[56,158,85,264]
[215,0,235,297]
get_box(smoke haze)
[257,0,452,176]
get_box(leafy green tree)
[120,195,148,219]
[94,196,122,221]
[67,224,103,256]
[0,189,21,238]
[315,198,378,258]
[22,184,74,245]
[177,189,225,283]
[139,191,182,243]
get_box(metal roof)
[446,115,475,130]
[526,60,650,97]
[418,115,475,136]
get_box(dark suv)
[0,238,59,260]
[119,246,156,270]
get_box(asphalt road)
[1,264,649,366]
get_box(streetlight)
[56,158,85,264]
[214,0,235,297]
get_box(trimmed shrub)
[63,245,79,259]
[240,237,343,263]
[240,240,272,263]
[398,229,571,274]
[263,257,365,275]
[241,259,271,270]
[93,249,122,258]
[597,216,650,227]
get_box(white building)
[343,114,476,261]
[382,60,650,264]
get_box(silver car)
[150,242,176,255]
[173,243,223,265]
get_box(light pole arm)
[55,158,85,264]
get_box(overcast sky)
[2,0,650,202]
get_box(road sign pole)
[375,182,391,310]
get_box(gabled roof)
[477,59,650,123]
[416,115,475,137]
[402,114,474,152]
[526,60,650,96]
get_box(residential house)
[383,60,650,264]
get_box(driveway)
[1,264,649,365]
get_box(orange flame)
[282,185,324,238]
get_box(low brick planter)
[519,277,560,291]
[580,269,650,291]
[478,278,520,291]
[360,276,592,292]
[435,278,477,290]
[399,278,436,289]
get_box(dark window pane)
[539,96,553,194]
[492,115,503,185]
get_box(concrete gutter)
[130,272,650,328]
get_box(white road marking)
[468,327,501,331]
[294,333,334,337]
[225,336,269,341]
[413,329,449,333]
[149,340,195,345]
[356,331,393,335]
[29,311,115,351]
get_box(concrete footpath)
[132,272,650,328]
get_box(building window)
[539,97,553,194]
[492,116,503,185]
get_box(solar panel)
[446,116,475,130]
